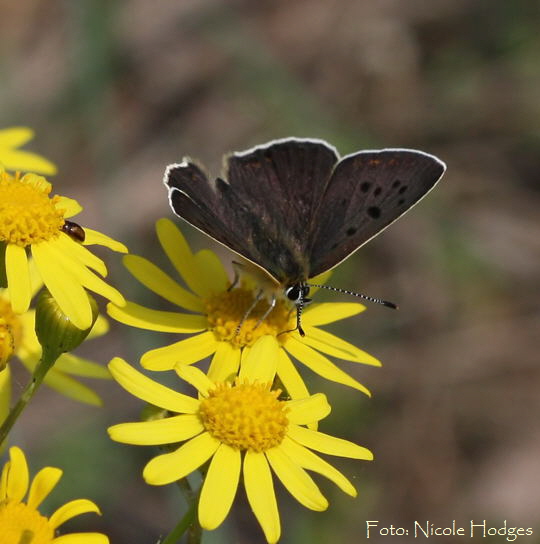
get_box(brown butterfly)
[164,138,445,335]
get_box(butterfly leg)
[278,299,307,337]
[253,293,276,330]
[235,288,264,336]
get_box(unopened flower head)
[0,168,127,329]
[0,283,111,406]
[0,446,109,543]
[108,219,381,400]
[108,353,373,543]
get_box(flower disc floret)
[199,381,289,452]
[0,500,54,543]
[205,286,292,348]
[0,172,64,246]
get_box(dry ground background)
[1,1,539,543]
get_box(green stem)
[160,478,202,544]
[0,346,61,446]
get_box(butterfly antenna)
[307,283,398,309]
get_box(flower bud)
[35,289,98,354]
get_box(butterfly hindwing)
[307,149,446,277]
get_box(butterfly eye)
[285,284,310,303]
[285,284,302,303]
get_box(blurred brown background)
[2,1,539,542]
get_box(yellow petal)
[27,467,62,509]
[86,314,109,339]
[239,335,279,383]
[302,302,365,326]
[280,436,357,497]
[0,127,34,147]
[108,357,199,413]
[194,249,229,293]
[21,173,51,192]
[207,342,241,383]
[82,228,128,253]
[54,196,82,217]
[43,237,124,307]
[275,348,309,401]
[123,254,204,312]
[108,414,204,445]
[0,149,57,175]
[198,444,240,530]
[49,498,101,529]
[286,393,330,425]
[243,451,280,544]
[52,533,109,544]
[6,446,29,502]
[287,425,374,460]
[266,446,328,511]
[301,326,381,366]
[32,242,93,329]
[284,337,371,395]
[175,364,214,396]
[0,367,11,432]
[107,301,207,333]
[56,234,107,277]
[54,353,111,379]
[43,370,103,406]
[156,218,210,297]
[143,432,219,485]
[5,243,31,314]
[141,331,217,371]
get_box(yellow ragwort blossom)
[108,354,373,543]
[108,219,380,399]
[0,168,127,329]
[0,446,109,543]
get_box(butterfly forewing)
[307,149,446,277]
[165,139,340,284]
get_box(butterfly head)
[284,282,312,337]
[284,283,311,305]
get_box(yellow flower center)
[204,285,293,348]
[198,381,289,452]
[0,500,54,544]
[0,172,64,247]
[0,297,23,370]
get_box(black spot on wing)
[367,206,381,219]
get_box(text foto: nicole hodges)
[366,520,534,541]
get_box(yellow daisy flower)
[0,281,111,406]
[108,354,373,543]
[0,168,127,330]
[0,446,109,543]
[0,127,57,175]
[108,218,380,398]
